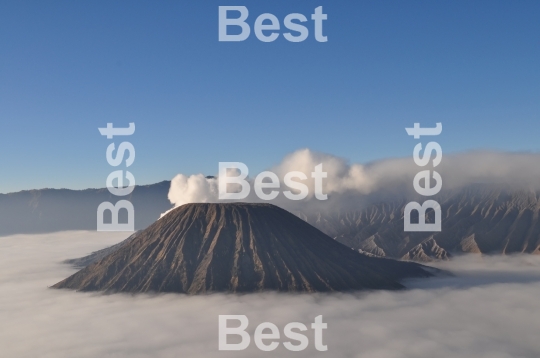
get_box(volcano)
[53,203,433,293]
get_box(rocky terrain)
[303,185,540,261]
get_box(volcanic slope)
[53,203,433,293]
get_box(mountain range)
[0,181,171,236]
[302,185,540,261]
[3,182,540,262]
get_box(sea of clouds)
[1,231,540,357]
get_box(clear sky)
[1,0,539,193]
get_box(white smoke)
[161,174,219,217]
[164,149,540,214]
[163,149,376,216]
[167,174,219,207]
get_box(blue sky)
[1,0,539,193]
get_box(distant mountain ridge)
[53,203,433,293]
[0,181,171,236]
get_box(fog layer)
[1,232,540,357]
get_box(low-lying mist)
[1,231,540,358]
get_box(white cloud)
[164,149,540,215]
[271,149,375,195]
[2,232,540,357]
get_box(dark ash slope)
[53,203,432,294]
